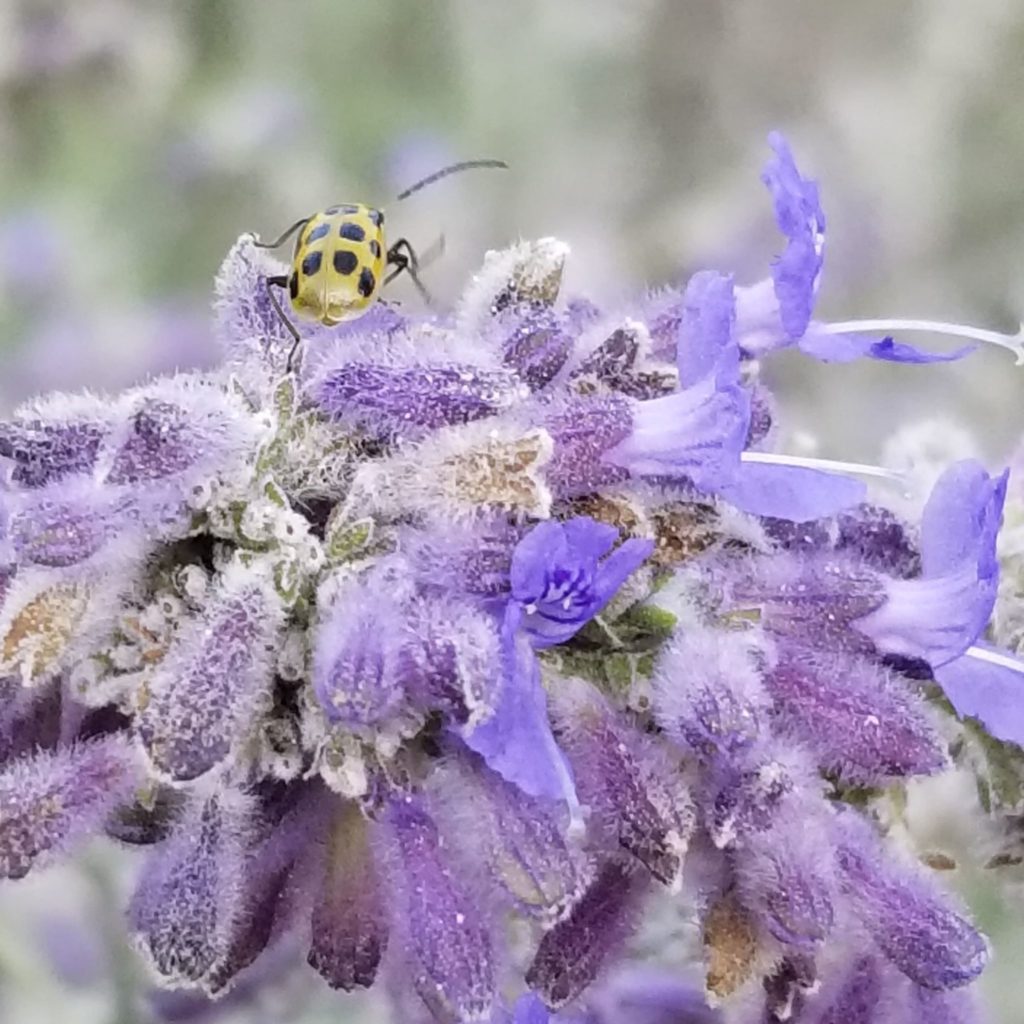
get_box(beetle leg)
[385,238,433,305]
[265,274,303,373]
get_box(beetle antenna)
[395,159,508,202]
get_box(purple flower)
[671,268,866,522]
[509,516,652,647]
[934,644,1024,746]
[854,460,1006,667]
[462,621,577,805]
[733,134,976,367]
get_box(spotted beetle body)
[289,203,386,325]
[254,158,507,368]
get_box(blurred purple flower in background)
[0,133,1020,1024]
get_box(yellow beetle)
[254,159,507,368]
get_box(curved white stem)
[741,450,907,483]
[822,318,1024,365]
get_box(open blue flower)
[509,517,653,648]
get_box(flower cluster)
[1,134,1021,1024]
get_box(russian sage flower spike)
[0,130,1019,1024]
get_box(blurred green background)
[0,1,1023,1022]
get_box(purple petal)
[868,338,975,364]
[603,384,750,490]
[513,993,552,1024]
[761,132,825,339]
[462,617,577,805]
[855,571,995,669]
[510,520,576,604]
[676,270,737,388]
[934,645,1024,746]
[591,537,655,606]
[920,461,1007,579]
[719,461,866,522]
[560,516,620,562]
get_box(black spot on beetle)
[288,272,298,299]
[367,208,384,226]
[325,204,360,216]
[358,266,376,297]
[333,250,358,275]
[305,223,330,244]
[301,251,323,277]
[339,221,365,242]
[369,239,381,259]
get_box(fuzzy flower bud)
[0,736,138,879]
[137,563,284,782]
